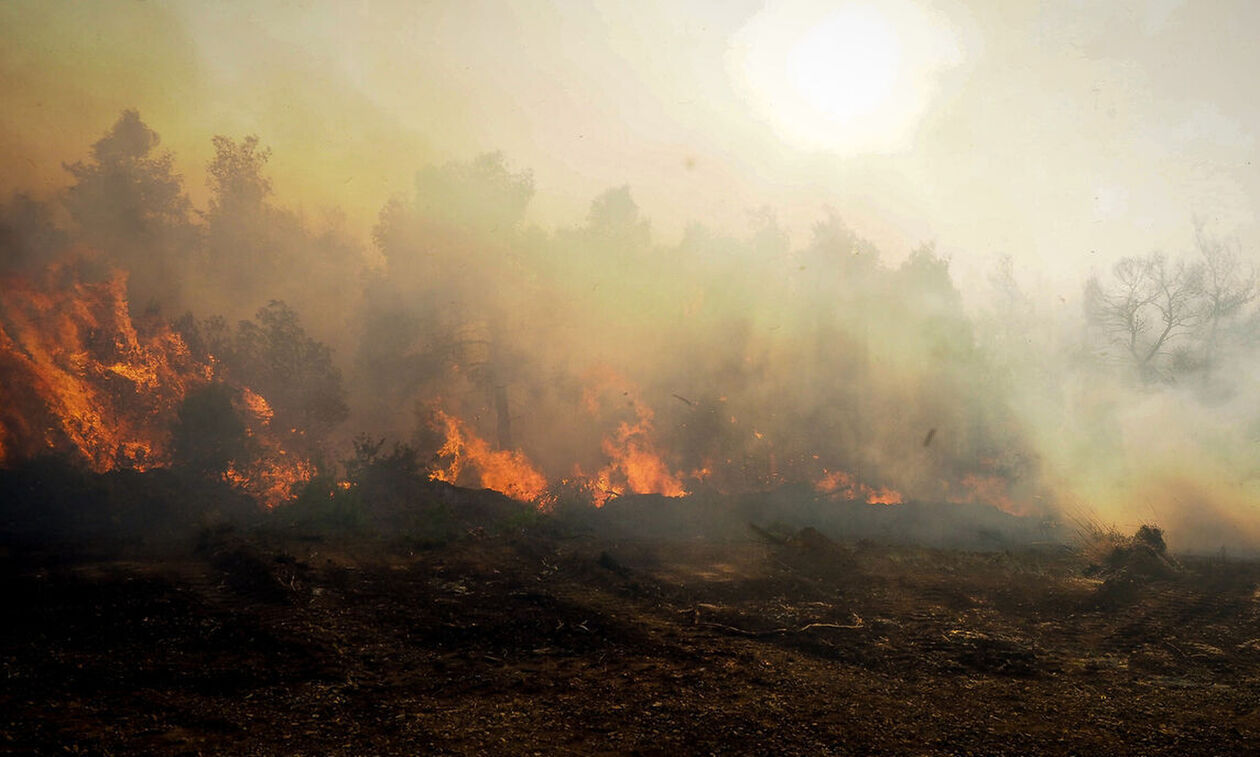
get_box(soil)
[5,510,1260,755]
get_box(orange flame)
[225,456,316,509]
[0,253,312,506]
[949,473,1023,515]
[0,256,200,470]
[222,389,313,507]
[576,368,689,506]
[589,413,687,506]
[428,410,549,504]
[815,469,904,505]
[238,387,275,430]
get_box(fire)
[577,368,689,506]
[238,388,275,429]
[867,487,904,505]
[0,252,312,505]
[589,414,688,506]
[225,455,317,509]
[428,410,549,504]
[222,388,313,507]
[815,469,904,505]
[0,255,1028,519]
[950,473,1022,515]
[0,254,201,470]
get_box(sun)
[786,7,901,125]
[729,0,961,154]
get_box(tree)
[206,135,272,217]
[200,134,299,314]
[64,110,190,238]
[0,193,68,274]
[585,186,650,250]
[804,211,879,280]
[180,302,348,456]
[228,301,349,448]
[171,383,249,475]
[411,151,533,235]
[63,110,195,311]
[1085,252,1204,382]
[1194,221,1256,375]
[363,153,537,447]
[196,135,366,341]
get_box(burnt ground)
[5,510,1260,755]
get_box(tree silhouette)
[63,110,195,311]
[1194,222,1256,376]
[228,301,349,451]
[200,134,303,315]
[585,185,650,251]
[1085,252,1204,382]
[206,135,272,217]
[171,383,249,476]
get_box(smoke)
[968,237,1260,552]
[4,108,1260,551]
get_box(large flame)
[577,367,689,506]
[0,253,203,470]
[0,252,312,506]
[589,412,688,506]
[428,409,550,504]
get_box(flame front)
[576,368,690,506]
[0,255,199,470]
[428,410,549,504]
[0,255,1029,517]
[0,253,312,506]
[590,413,687,506]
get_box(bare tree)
[1085,252,1203,381]
[1194,220,1256,375]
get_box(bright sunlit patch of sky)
[728,0,963,154]
[1,0,1259,299]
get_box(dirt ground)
[5,515,1260,755]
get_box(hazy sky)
[3,0,1257,295]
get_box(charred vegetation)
[5,106,1260,754]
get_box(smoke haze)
[4,1,1260,551]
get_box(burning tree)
[0,253,317,506]
[221,302,349,453]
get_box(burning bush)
[3,110,1060,528]
[0,253,318,508]
[176,301,349,461]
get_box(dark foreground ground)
[5,509,1260,755]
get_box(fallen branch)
[748,522,789,546]
[697,618,864,638]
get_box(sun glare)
[730,0,962,154]
[787,8,900,124]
